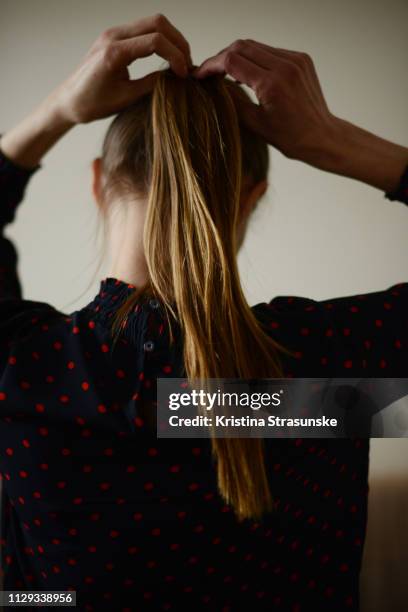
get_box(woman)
[0,13,407,612]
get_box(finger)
[244,41,325,103]
[242,41,300,68]
[125,70,161,99]
[247,41,307,63]
[227,86,266,137]
[235,42,295,73]
[102,14,192,67]
[226,40,309,67]
[113,33,189,77]
[193,51,226,78]
[231,42,314,105]
[193,48,269,94]
[195,40,293,79]
[195,40,304,77]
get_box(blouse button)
[143,340,155,352]
[149,298,160,309]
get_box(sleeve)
[0,147,61,348]
[324,163,408,375]
[266,164,408,380]
[385,165,408,204]
[0,145,40,299]
[265,281,408,428]
[319,281,408,372]
[270,282,408,372]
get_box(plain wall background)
[1,0,407,477]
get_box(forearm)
[317,117,408,194]
[0,90,74,169]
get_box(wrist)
[292,115,349,175]
[37,89,77,134]
[313,116,408,193]
[302,116,352,174]
[1,92,75,169]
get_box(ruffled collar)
[98,277,140,306]
[87,277,153,322]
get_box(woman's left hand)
[55,13,192,124]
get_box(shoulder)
[254,281,408,322]
[0,297,65,346]
[252,282,408,375]
[0,296,116,346]
[251,293,334,365]
[251,292,331,333]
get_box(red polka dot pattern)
[0,146,408,610]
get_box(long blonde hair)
[100,70,293,520]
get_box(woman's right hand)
[0,14,193,168]
[55,13,193,125]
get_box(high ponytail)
[100,70,293,520]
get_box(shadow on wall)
[360,475,408,612]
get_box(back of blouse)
[0,150,407,611]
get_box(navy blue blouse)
[0,148,407,612]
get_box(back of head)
[100,69,290,520]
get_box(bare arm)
[1,13,192,169]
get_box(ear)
[240,178,268,221]
[91,157,103,207]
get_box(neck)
[106,198,149,288]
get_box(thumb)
[123,70,161,104]
[228,86,268,141]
